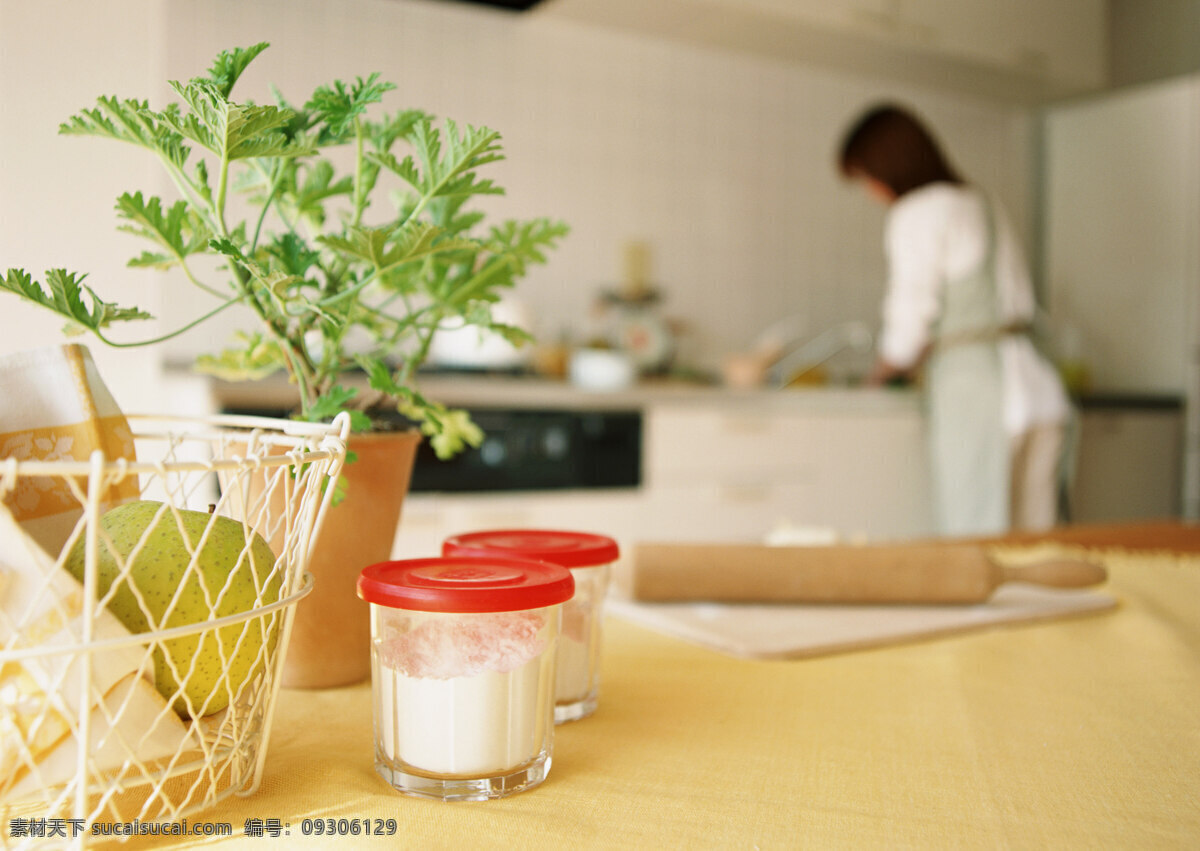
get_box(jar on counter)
[357,556,574,801]
[442,530,619,723]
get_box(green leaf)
[60,96,191,171]
[205,42,270,98]
[317,222,479,299]
[364,109,429,153]
[225,101,310,160]
[428,407,484,459]
[393,221,478,267]
[1,268,50,304]
[209,236,248,263]
[316,225,397,268]
[367,150,421,193]
[265,232,321,278]
[347,410,373,432]
[115,191,211,266]
[127,251,176,270]
[387,221,451,264]
[285,160,354,227]
[370,119,504,205]
[304,385,371,431]
[354,354,405,398]
[329,473,350,506]
[268,83,321,138]
[305,385,358,419]
[192,158,215,208]
[162,78,310,161]
[432,217,569,307]
[209,235,313,314]
[396,398,482,460]
[0,268,152,333]
[193,332,287,380]
[484,321,534,348]
[307,73,396,140]
[487,218,570,275]
[208,235,261,283]
[357,109,430,200]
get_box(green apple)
[65,500,281,718]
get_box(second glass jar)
[442,529,619,723]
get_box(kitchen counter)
[204,371,922,416]
[198,369,938,543]
[127,522,1199,849]
[200,370,1185,536]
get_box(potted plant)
[0,42,567,687]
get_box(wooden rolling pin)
[626,542,1108,604]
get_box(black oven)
[405,407,641,493]
[221,402,642,493]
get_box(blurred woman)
[838,104,1070,536]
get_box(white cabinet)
[1072,404,1185,523]
[394,391,936,558]
[394,387,1190,553]
[642,401,934,542]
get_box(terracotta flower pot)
[280,430,420,689]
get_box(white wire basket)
[0,412,350,849]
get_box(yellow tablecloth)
[139,547,1199,849]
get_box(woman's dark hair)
[837,104,962,197]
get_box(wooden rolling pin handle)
[998,558,1108,589]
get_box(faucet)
[766,321,875,388]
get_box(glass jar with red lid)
[357,556,574,800]
[442,529,619,723]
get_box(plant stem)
[446,254,512,305]
[314,268,379,308]
[93,294,246,348]
[352,117,366,227]
[221,244,321,417]
[178,258,226,299]
[397,322,439,386]
[313,243,446,310]
[158,156,218,232]
[214,149,232,238]
[251,163,284,252]
[280,341,315,414]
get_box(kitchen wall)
[0,0,1034,406]
[0,0,169,413]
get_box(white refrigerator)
[1041,73,1199,519]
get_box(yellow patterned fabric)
[103,547,1200,849]
[0,345,136,554]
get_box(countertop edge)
[184,370,925,416]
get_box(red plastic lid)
[442,529,620,569]
[357,556,574,613]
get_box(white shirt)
[878,183,1069,434]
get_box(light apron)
[925,200,1010,536]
